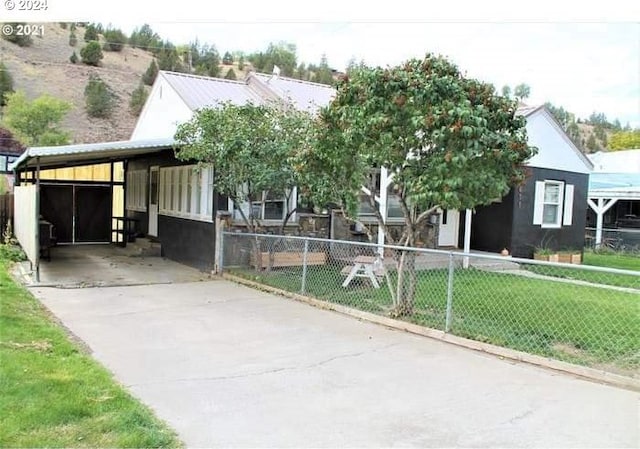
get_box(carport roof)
[10,137,176,170]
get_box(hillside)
[0,23,246,144]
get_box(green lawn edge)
[0,260,184,448]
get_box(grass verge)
[231,264,639,376]
[0,260,183,447]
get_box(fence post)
[445,252,455,332]
[301,238,309,294]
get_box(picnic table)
[341,255,385,289]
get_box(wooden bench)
[250,251,327,269]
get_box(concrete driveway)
[31,280,638,448]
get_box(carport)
[10,137,175,280]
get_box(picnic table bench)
[341,255,386,289]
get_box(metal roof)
[589,149,640,174]
[589,172,640,199]
[10,137,176,170]
[161,71,265,110]
[254,74,335,113]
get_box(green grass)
[232,264,640,375]
[525,251,640,289]
[583,251,640,271]
[0,260,183,448]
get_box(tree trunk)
[393,247,417,317]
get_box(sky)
[5,0,640,127]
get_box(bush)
[80,41,103,66]
[129,83,148,116]
[84,23,98,42]
[1,23,33,47]
[0,244,26,262]
[0,61,14,106]
[224,68,237,80]
[103,27,127,52]
[69,31,77,46]
[238,55,245,71]
[69,51,78,64]
[84,75,115,118]
[142,60,158,86]
[59,22,68,29]
[222,51,233,65]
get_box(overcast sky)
[7,0,640,126]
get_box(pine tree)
[224,68,237,80]
[142,60,159,86]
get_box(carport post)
[34,157,40,282]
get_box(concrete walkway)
[31,280,639,448]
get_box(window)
[533,180,575,228]
[126,170,147,211]
[159,165,214,222]
[231,188,293,222]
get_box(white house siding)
[525,109,592,174]
[131,76,193,140]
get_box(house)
[463,105,593,258]
[587,149,640,248]
[11,71,336,272]
[11,71,592,274]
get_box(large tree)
[174,101,314,239]
[1,91,71,146]
[299,55,535,315]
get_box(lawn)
[231,264,640,375]
[525,251,640,289]
[583,251,640,271]
[0,260,182,448]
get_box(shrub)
[84,23,98,42]
[84,75,115,118]
[238,55,245,70]
[102,27,127,52]
[0,61,14,106]
[224,68,237,80]
[142,60,158,86]
[1,23,33,47]
[129,83,148,116]
[80,41,103,66]
[69,31,77,46]
[59,22,68,29]
[69,51,78,64]
[222,51,233,65]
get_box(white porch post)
[595,198,604,246]
[463,209,472,269]
[377,168,390,257]
[587,197,618,248]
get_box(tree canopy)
[174,102,315,231]
[1,91,71,146]
[299,54,535,314]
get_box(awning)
[10,137,177,171]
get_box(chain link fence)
[585,227,640,253]
[222,232,640,377]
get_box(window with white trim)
[231,188,294,222]
[159,165,214,222]
[533,180,575,228]
[126,170,147,211]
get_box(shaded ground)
[13,244,209,287]
[30,280,639,448]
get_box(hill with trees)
[0,22,338,146]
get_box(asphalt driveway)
[31,280,639,448]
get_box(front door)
[148,166,159,237]
[438,208,460,247]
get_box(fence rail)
[222,232,640,378]
[585,226,640,253]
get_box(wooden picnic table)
[341,255,383,289]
